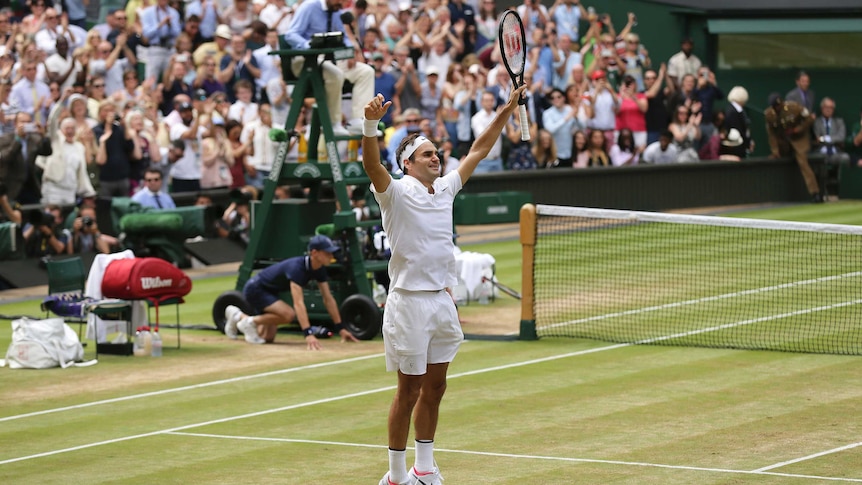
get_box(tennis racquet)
[498,9,529,141]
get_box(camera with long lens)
[82,216,94,227]
[30,209,55,229]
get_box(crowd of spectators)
[1,0,861,257]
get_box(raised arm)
[458,85,527,184]
[362,93,394,193]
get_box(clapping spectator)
[610,128,641,166]
[620,33,650,91]
[572,129,589,167]
[542,87,577,166]
[644,64,674,145]
[669,104,701,163]
[200,120,234,189]
[693,66,723,146]
[585,129,611,167]
[505,112,538,170]
[37,117,96,205]
[615,74,647,149]
[532,128,559,169]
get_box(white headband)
[400,135,432,168]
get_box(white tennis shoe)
[237,317,265,344]
[408,466,443,485]
[224,305,242,340]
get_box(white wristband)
[363,119,379,137]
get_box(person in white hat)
[193,24,233,67]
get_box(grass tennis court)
[3,202,862,484]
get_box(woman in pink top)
[615,75,648,149]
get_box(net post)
[519,203,538,340]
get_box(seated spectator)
[37,118,97,205]
[642,130,680,164]
[193,24,232,68]
[699,111,726,161]
[585,129,611,167]
[505,112,538,170]
[227,79,259,124]
[193,55,227,97]
[813,97,851,164]
[669,104,701,163]
[132,168,177,209]
[68,205,114,254]
[572,130,590,168]
[532,128,559,169]
[610,128,641,166]
[200,121,235,189]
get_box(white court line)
[0,345,624,466]
[0,353,383,423]
[167,431,862,483]
[544,271,862,332]
[754,442,862,472]
[3,304,860,476]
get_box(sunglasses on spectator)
[405,118,420,123]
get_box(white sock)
[388,448,408,484]
[414,440,434,472]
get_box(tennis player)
[362,85,527,485]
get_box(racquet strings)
[501,14,525,75]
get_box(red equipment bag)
[101,258,192,326]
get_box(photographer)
[68,206,111,254]
[216,185,255,246]
[23,207,69,258]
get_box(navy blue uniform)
[244,256,329,313]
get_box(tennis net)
[520,204,862,355]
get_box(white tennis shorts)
[382,289,463,375]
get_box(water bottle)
[151,327,162,357]
[140,326,152,357]
[133,327,147,356]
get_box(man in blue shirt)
[139,0,182,81]
[224,235,360,349]
[131,169,176,209]
[284,0,374,135]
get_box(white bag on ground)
[4,317,85,369]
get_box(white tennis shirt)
[372,171,463,291]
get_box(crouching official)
[223,235,360,349]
